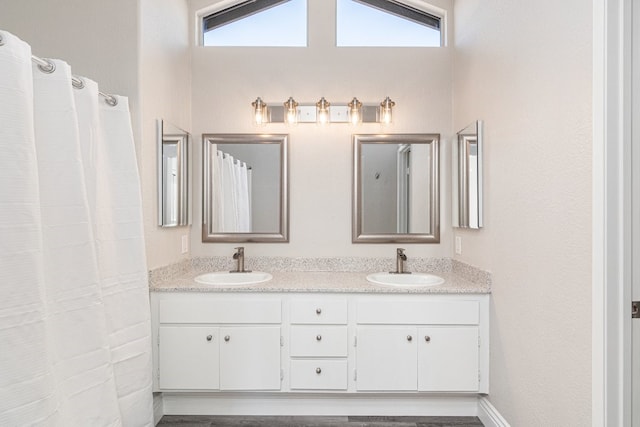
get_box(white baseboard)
[153,393,164,426]
[477,397,510,427]
[162,393,479,417]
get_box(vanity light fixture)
[250,97,397,125]
[347,97,363,125]
[380,96,395,125]
[252,97,268,125]
[284,97,298,125]
[316,97,330,125]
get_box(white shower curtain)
[213,150,251,232]
[0,31,153,426]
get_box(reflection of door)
[633,2,640,423]
[396,145,410,233]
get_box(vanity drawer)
[290,359,348,390]
[356,299,479,325]
[290,326,348,357]
[159,298,281,324]
[290,298,347,324]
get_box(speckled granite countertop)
[150,261,490,294]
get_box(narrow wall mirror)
[203,134,288,242]
[157,120,191,227]
[353,134,440,243]
[453,120,483,229]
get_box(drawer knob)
[425,335,431,343]
[407,335,413,342]
[224,335,230,342]
[206,335,213,342]
[316,334,322,341]
[316,308,322,315]
[316,367,322,374]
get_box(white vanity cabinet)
[150,290,490,414]
[154,295,282,391]
[355,298,483,392]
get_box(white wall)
[189,0,453,258]
[452,0,592,425]
[139,0,192,269]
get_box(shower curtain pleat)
[94,91,153,427]
[33,58,123,427]
[222,154,239,232]
[0,30,152,426]
[0,31,59,427]
[213,150,224,231]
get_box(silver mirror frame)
[202,133,289,243]
[352,134,440,243]
[453,120,483,229]
[157,119,191,227]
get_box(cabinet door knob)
[206,335,213,341]
[316,308,322,315]
[407,335,413,342]
[316,334,322,341]
[425,336,431,343]
[224,335,230,342]
[316,367,322,374]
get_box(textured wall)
[189,0,454,258]
[452,0,592,425]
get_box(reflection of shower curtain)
[213,150,252,232]
[0,31,152,425]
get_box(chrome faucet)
[392,248,410,274]
[231,247,251,273]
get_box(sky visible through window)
[203,0,441,47]
[203,0,307,46]
[336,0,441,47]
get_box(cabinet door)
[417,326,479,392]
[159,326,219,390]
[220,326,281,390]
[355,326,417,391]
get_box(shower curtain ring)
[38,59,56,74]
[72,76,85,90]
[104,95,118,107]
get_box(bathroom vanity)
[150,268,490,416]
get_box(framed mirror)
[157,120,191,227]
[353,134,440,243]
[453,120,483,229]
[203,134,288,242]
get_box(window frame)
[336,0,447,47]
[198,0,308,47]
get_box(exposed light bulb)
[252,97,267,125]
[348,97,362,125]
[380,96,395,125]
[284,97,298,125]
[316,97,330,125]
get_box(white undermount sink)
[366,272,445,287]
[194,271,273,286]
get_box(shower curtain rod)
[30,55,119,106]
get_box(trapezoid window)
[336,0,442,47]
[202,0,307,47]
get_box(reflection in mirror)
[203,134,288,242]
[453,120,483,229]
[157,120,191,227]
[353,134,440,243]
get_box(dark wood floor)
[157,415,484,426]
